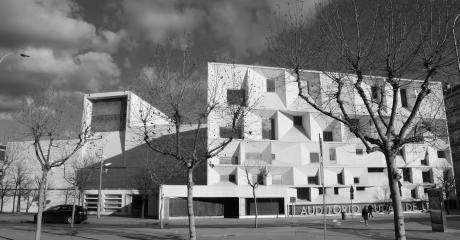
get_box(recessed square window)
[294,116,303,126]
[308,176,318,185]
[334,187,339,195]
[323,131,333,142]
[356,187,365,191]
[354,177,360,184]
[310,152,320,163]
[437,151,446,158]
[356,149,364,155]
[267,79,276,92]
[318,187,324,195]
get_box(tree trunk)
[252,187,258,228]
[159,185,164,229]
[187,168,196,240]
[12,192,16,213]
[445,194,450,215]
[386,153,406,240]
[1,193,4,213]
[141,195,145,219]
[35,169,48,240]
[71,186,77,229]
[17,191,21,213]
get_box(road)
[1,213,460,239]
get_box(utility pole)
[97,154,104,219]
[319,134,326,240]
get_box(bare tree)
[0,146,14,213]
[63,154,96,228]
[267,1,457,239]
[131,145,184,227]
[17,89,92,240]
[11,162,32,213]
[135,43,250,240]
[434,165,456,214]
[243,159,270,228]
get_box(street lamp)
[0,52,30,64]
[96,150,111,219]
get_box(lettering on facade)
[290,201,429,216]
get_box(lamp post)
[453,14,460,81]
[0,52,30,64]
[96,150,111,219]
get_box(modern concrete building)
[0,63,456,218]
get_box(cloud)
[120,0,319,57]
[0,0,128,53]
[122,0,205,46]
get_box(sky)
[0,0,318,140]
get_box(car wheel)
[65,216,72,224]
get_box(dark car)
[34,205,87,224]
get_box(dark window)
[402,168,412,182]
[329,148,336,161]
[422,170,432,183]
[318,187,324,195]
[219,127,243,139]
[91,98,127,132]
[262,118,276,140]
[411,189,417,198]
[356,187,365,191]
[334,187,339,195]
[443,170,450,181]
[293,116,303,126]
[227,89,246,106]
[267,79,276,92]
[308,176,318,185]
[337,172,344,185]
[310,152,320,163]
[323,131,333,142]
[371,86,380,101]
[421,159,428,166]
[437,151,446,158]
[229,174,236,183]
[350,118,360,130]
[368,168,384,173]
[297,188,311,201]
[0,147,5,162]
[400,89,408,108]
[356,149,364,155]
[354,177,360,184]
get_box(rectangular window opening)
[329,148,336,161]
[297,187,311,201]
[293,116,303,126]
[334,187,339,195]
[368,168,384,173]
[437,151,446,158]
[227,89,246,106]
[356,187,365,191]
[308,176,318,185]
[400,89,408,108]
[267,79,276,92]
[356,149,364,155]
[310,152,320,163]
[323,131,333,142]
[354,177,360,184]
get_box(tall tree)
[17,89,92,240]
[267,1,457,239]
[136,43,251,240]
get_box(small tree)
[17,89,92,240]
[63,154,95,228]
[435,166,456,214]
[136,43,251,240]
[244,159,270,228]
[0,139,21,213]
[132,145,184,226]
[11,162,32,213]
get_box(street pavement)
[1,212,460,239]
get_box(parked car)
[34,205,87,224]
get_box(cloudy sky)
[0,0,319,139]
